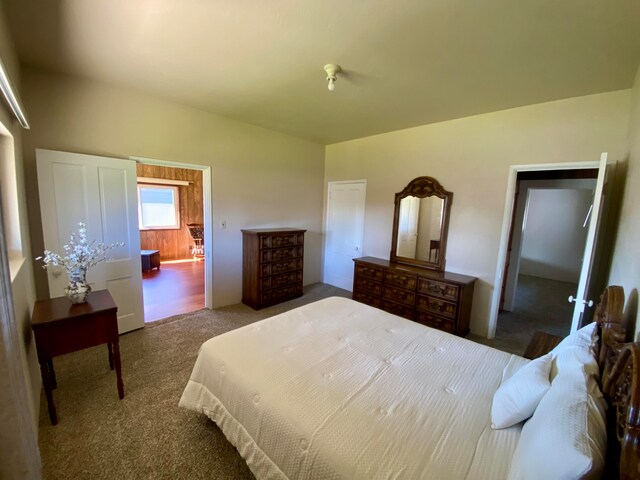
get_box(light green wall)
[0,4,41,477]
[325,90,632,337]
[609,64,640,338]
[21,68,326,308]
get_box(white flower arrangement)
[36,222,124,277]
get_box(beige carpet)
[38,283,350,480]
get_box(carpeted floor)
[468,274,576,355]
[38,283,350,480]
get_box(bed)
[180,286,640,479]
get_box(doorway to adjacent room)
[136,163,206,322]
[493,166,602,353]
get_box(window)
[138,184,180,229]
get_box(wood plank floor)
[142,259,205,322]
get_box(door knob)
[568,296,594,308]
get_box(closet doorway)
[134,158,212,322]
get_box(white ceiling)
[5,0,640,144]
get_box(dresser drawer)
[417,278,459,302]
[382,285,415,306]
[416,295,457,319]
[353,291,382,308]
[415,311,455,334]
[261,258,302,277]
[261,271,302,290]
[355,263,384,282]
[260,234,300,249]
[354,277,382,296]
[381,299,414,320]
[261,246,303,263]
[383,271,417,290]
[261,284,303,304]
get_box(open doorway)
[495,169,598,352]
[136,163,206,322]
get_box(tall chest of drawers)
[242,228,306,309]
[353,256,476,336]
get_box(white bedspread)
[180,297,527,480]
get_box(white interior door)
[324,181,366,291]
[569,153,608,331]
[37,149,144,333]
[397,196,420,258]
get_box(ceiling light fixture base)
[324,64,342,92]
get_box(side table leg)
[107,342,114,370]
[47,358,57,389]
[113,341,125,399]
[40,361,58,425]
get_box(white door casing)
[324,181,366,291]
[37,149,144,333]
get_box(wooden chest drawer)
[260,234,302,249]
[261,258,302,277]
[416,295,457,319]
[353,291,382,308]
[261,271,302,290]
[261,284,303,304]
[415,311,455,334]
[381,299,414,320]
[261,246,303,263]
[355,263,383,282]
[354,277,382,296]
[383,271,417,290]
[417,278,459,302]
[382,285,415,306]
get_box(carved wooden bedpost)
[605,343,640,480]
[594,285,626,379]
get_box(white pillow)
[552,322,596,352]
[507,366,607,480]
[550,323,599,380]
[491,353,553,429]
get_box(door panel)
[324,182,366,291]
[37,149,144,333]
[569,153,608,331]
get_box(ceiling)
[5,0,640,144]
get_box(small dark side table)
[523,330,563,360]
[31,289,124,425]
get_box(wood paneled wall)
[137,164,203,260]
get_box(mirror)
[390,176,452,270]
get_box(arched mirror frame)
[390,176,453,271]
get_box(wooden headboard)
[592,285,640,479]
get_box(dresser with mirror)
[352,176,476,336]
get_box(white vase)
[65,268,91,304]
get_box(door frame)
[489,160,600,338]
[323,179,367,288]
[131,156,213,310]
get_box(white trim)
[0,57,28,129]
[137,177,190,186]
[488,160,600,339]
[131,156,213,310]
